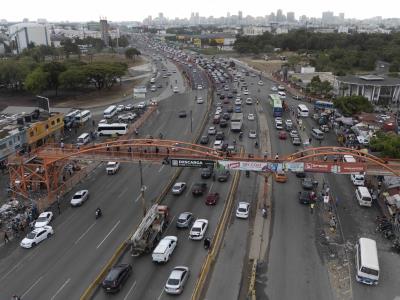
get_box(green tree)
[0,60,31,90]
[333,95,373,116]
[25,68,48,93]
[42,62,66,96]
[84,62,127,90]
[370,132,400,158]
[61,39,80,58]
[125,48,141,60]
[59,67,87,89]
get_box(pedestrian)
[309,137,312,144]
[4,231,9,244]
[92,119,95,127]
[275,153,279,160]
[60,141,64,151]
[310,203,315,214]
[325,187,330,196]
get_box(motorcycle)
[95,208,102,219]
[204,237,211,250]
[262,207,267,218]
[392,238,400,252]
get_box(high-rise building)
[238,11,243,23]
[287,12,295,22]
[158,13,164,19]
[99,18,110,46]
[9,22,50,53]
[339,13,345,20]
[322,11,334,24]
[268,13,276,23]
[276,9,285,22]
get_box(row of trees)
[370,132,400,158]
[333,95,374,116]
[234,30,400,73]
[0,58,127,95]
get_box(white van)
[344,155,365,185]
[152,236,177,263]
[76,133,90,146]
[355,186,372,207]
[311,128,324,140]
[355,238,379,285]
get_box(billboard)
[171,159,214,168]
[218,160,278,172]
[134,86,147,99]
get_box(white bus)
[97,123,128,136]
[104,105,117,119]
[77,133,90,145]
[64,110,81,127]
[297,104,309,117]
[355,238,379,285]
[75,110,92,124]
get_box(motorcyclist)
[95,207,102,218]
[204,237,211,249]
[159,132,163,139]
[254,140,259,148]
[239,131,243,139]
[245,170,250,177]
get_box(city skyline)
[1,0,399,23]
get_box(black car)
[219,94,225,100]
[222,113,230,120]
[298,191,315,205]
[227,94,233,99]
[217,170,231,182]
[102,264,132,293]
[200,135,209,145]
[192,183,207,196]
[220,119,228,128]
[201,166,213,179]
[216,131,225,141]
[295,172,307,178]
[178,111,187,118]
[302,177,314,190]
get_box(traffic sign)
[170,158,214,168]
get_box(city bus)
[314,100,335,111]
[297,104,309,117]
[64,110,80,128]
[269,94,283,117]
[75,110,92,125]
[104,105,117,119]
[97,123,128,136]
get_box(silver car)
[176,212,194,229]
[165,266,190,295]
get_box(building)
[0,123,26,164]
[99,18,110,46]
[1,106,66,150]
[334,75,400,104]
[287,12,295,23]
[243,26,271,36]
[8,22,50,53]
[322,11,335,24]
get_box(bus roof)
[65,110,81,117]
[298,104,309,110]
[98,123,127,127]
[359,238,379,270]
[269,94,281,101]
[269,94,282,107]
[104,105,117,113]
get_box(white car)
[189,219,208,240]
[20,226,53,248]
[70,190,89,206]
[152,236,178,263]
[106,161,120,175]
[137,101,146,109]
[245,98,253,105]
[243,90,249,95]
[275,121,283,130]
[116,105,125,112]
[278,91,286,99]
[197,84,203,90]
[173,86,179,93]
[172,182,187,195]
[34,211,53,228]
[213,140,223,150]
[165,266,190,295]
[271,86,278,92]
[258,80,264,86]
[248,113,255,121]
[248,130,257,139]
[208,126,217,135]
[235,99,242,105]
[196,96,204,104]
[118,112,136,122]
[236,202,250,219]
[98,119,107,124]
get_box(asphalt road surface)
[0,56,208,299]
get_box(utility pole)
[190,110,193,133]
[139,160,146,216]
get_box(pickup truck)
[106,162,120,175]
[192,183,207,196]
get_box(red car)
[205,193,220,205]
[278,131,287,140]
[213,115,221,124]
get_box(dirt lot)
[241,57,283,75]
[0,55,147,110]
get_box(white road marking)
[74,222,96,244]
[185,182,194,197]
[123,281,137,300]
[158,165,165,173]
[157,288,165,300]
[50,278,70,300]
[135,194,141,202]
[96,220,120,249]
[209,182,214,192]
[21,276,43,298]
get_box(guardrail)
[191,159,241,300]
[80,66,214,300]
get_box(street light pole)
[190,110,193,133]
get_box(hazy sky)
[2,0,398,22]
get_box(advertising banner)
[171,159,214,168]
[336,163,365,174]
[217,160,279,172]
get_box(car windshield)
[238,207,247,212]
[167,278,180,286]
[36,217,47,222]
[26,232,36,239]
[105,269,119,281]
[73,194,82,199]
[192,227,201,232]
